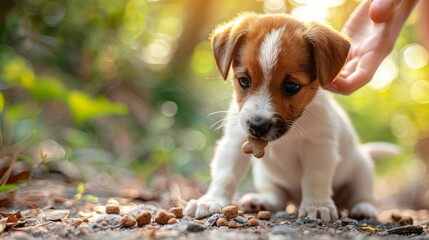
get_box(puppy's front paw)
[350,202,377,220]
[239,193,283,213]
[299,199,338,221]
[185,195,229,218]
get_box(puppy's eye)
[283,81,301,96]
[238,77,251,89]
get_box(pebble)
[339,217,358,226]
[169,207,184,219]
[257,211,271,220]
[106,199,120,206]
[233,216,249,224]
[387,225,423,235]
[205,213,221,227]
[295,217,322,225]
[222,205,239,219]
[187,223,206,232]
[155,210,175,225]
[96,214,121,226]
[216,218,228,227]
[105,204,120,215]
[399,216,413,226]
[270,225,296,235]
[120,215,136,228]
[136,211,152,227]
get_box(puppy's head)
[211,13,350,141]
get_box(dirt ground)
[1,174,429,240]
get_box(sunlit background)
[1,0,428,208]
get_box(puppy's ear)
[304,22,350,87]
[211,14,254,80]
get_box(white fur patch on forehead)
[259,27,285,82]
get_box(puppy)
[185,13,377,221]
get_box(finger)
[329,52,383,94]
[370,0,404,23]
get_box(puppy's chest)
[262,140,304,187]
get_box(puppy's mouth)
[245,114,292,142]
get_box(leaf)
[27,76,67,101]
[37,209,70,222]
[0,185,18,192]
[361,226,380,231]
[0,92,4,113]
[67,90,128,123]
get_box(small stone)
[222,205,239,219]
[136,211,152,227]
[391,213,402,222]
[271,225,296,235]
[107,199,120,206]
[216,218,228,227]
[155,210,175,225]
[257,211,271,220]
[387,225,423,235]
[205,214,221,227]
[399,216,413,226]
[340,217,358,226]
[82,217,89,223]
[238,210,244,216]
[96,214,121,225]
[169,207,183,219]
[228,220,243,228]
[187,223,206,232]
[233,216,249,224]
[74,219,83,227]
[120,215,136,228]
[249,218,259,226]
[101,221,108,226]
[105,204,120,215]
[168,218,177,224]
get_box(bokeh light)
[403,43,429,69]
[369,58,398,90]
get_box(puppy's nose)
[248,119,272,138]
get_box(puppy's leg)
[298,142,339,221]
[348,153,377,219]
[185,116,251,218]
[240,160,287,212]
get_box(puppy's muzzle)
[248,119,272,138]
[246,115,289,140]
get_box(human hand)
[328,0,419,94]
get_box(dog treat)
[168,218,177,224]
[216,217,228,227]
[169,207,184,219]
[248,217,259,226]
[74,219,83,228]
[136,211,152,227]
[242,137,268,158]
[222,205,239,219]
[227,220,243,228]
[391,213,402,222]
[399,216,413,226]
[257,211,271,220]
[105,204,120,215]
[120,215,136,228]
[155,210,175,224]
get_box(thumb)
[369,0,405,23]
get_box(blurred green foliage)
[0,0,428,186]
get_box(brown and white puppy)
[185,13,377,221]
